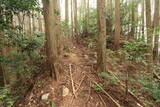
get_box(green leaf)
[92,84,103,91]
[99,72,110,79]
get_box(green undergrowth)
[0,31,45,107]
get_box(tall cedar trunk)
[142,0,145,39]
[65,0,69,24]
[114,0,121,49]
[84,0,87,19]
[135,6,138,39]
[0,46,6,86]
[65,0,69,36]
[17,12,25,31]
[42,0,61,80]
[127,0,130,35]
[38,12,43,32]
[145,0,153,62]
[73,0,78,36]
[109,0,113,34]
[71,0,73,36]
[109,0,112,13]
[42,0,50,57]
[29,14,32,34]
[86,0,89,33]
[0,63,5,86]
[0,42,8,85]
[131,0,135,38]
[153,0,159,61]
[32,11,36,32]
[97,0,106,72]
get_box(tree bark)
[32,11,36,32]
[142,0,145,39]
[65,0,69,23]
[71,0,74,36]
[114,0,121,49]
[97,0,106,72]
[131,0,135,38]
[153,0,159,61]
[73,0,78,36]
[145,0,153,62]
[42,0,61,80]
[38,12,43,32]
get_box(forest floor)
[16,37,158,107]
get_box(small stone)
[93,60,97,64]
[62,87,69,97]
[84,55,89,60]
[64,53,69,57]
[93,52,97,58]
[41,93,50,100]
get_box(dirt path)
[57,37,114,107]
[18,37,144,107]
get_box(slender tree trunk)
[0,63,5,86]
[114,0,121,49]
[42,0,50,57]
[109,0,112,13]
[131,0,135,38]
[153,0,159,61]
[84,0,87,19]
[142,0,145,39]
[0,45,8,85]
[145,0,153,62]
[38,12,43,32]
[110,0,113,35]
[97,0,106,72]
[28,14,32,34]
[73,0,78,36]
[32,11,36,32]
[86,0,89,33]
[65,0,69,23]
[65,0,69,36]
[71,0,74,36]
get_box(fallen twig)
[69,64,77,98]
[153,71,160,80]
[87,76,121,107]
[86,80,91,105]
[97,93,107,107]
[75,75,86,92]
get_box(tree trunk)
[114,0,121,49]
[64,0,69,36]
[153,0,159,61]
[145,0,153,62]
[71,0,74,36]
[86,0,89,33]
[38,12,43,32]
[131,0,135,38]
[73,0,78,36]
[142,0,145,40]
[32,11,36,32]
[0,63,5,86]
[109,0,112,13]
[97,0,106,72]
[28,14,32,34]
[65,0,69,23]
[42,0,61,80]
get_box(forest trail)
[56,37,117,107]
[19,37,145,107]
